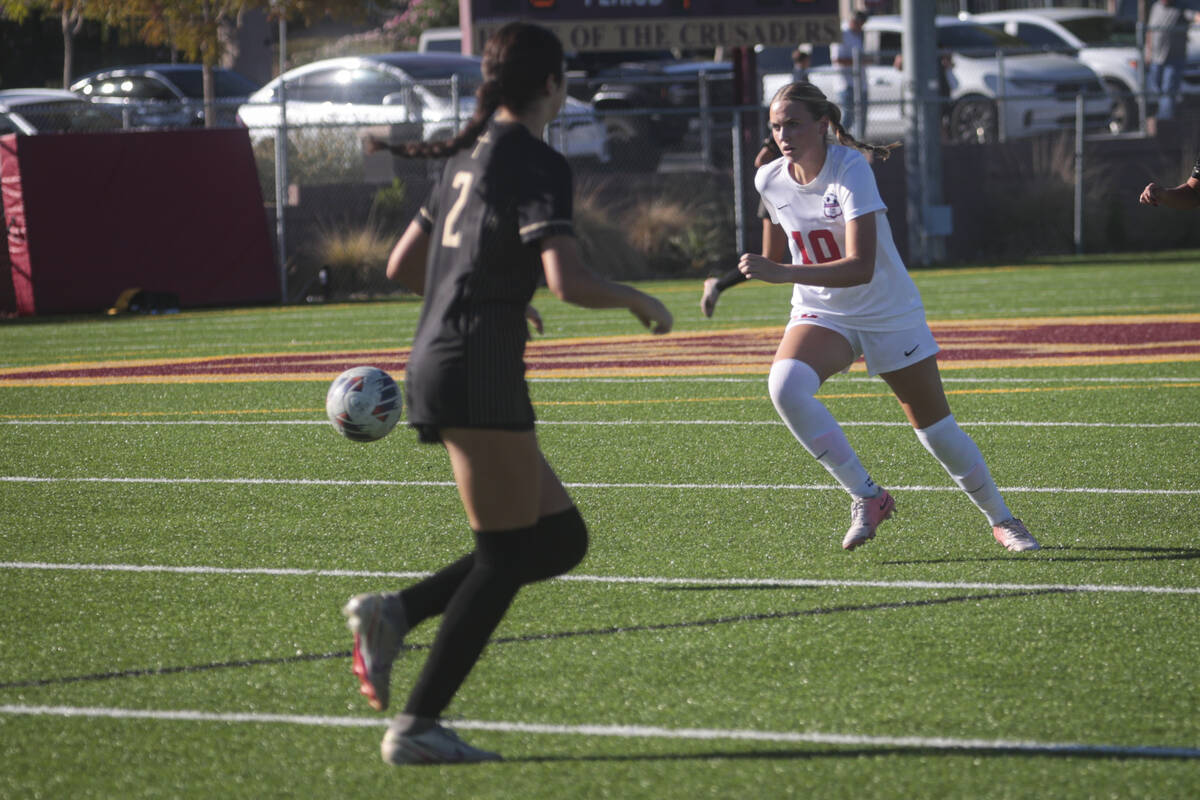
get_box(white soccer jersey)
[755,145,925,332]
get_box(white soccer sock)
[914,414,1012,525]
[768,359,878,498]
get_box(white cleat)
[342,593,408,711]
[381,724,502,765]
[992,518,1041,552]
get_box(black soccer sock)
[401,525,527,719]
[714,268,748,293]
[387,506,587,628]
[400,506,589,719]
[386,553,474,629]
[514,505,589,584]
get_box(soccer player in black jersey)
[1139,153,1200,210]
[341,22,673,765]
[699,136,780,318]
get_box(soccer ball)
[325,366,403,442]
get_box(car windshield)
[17,99,122,132]
[388,60,482,100]
[165,69,258,98]
[1060,16,1138,46]
[938,22,1025,56]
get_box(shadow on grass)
[0,589,1066,690]
[882,545,1200,566]
[506,743,1200,764]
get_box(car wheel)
[1104,80,1138,134]
[601,112,661,171]
[948,96,998,144]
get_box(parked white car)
[763,15,1112,144]
[969,8,1200,132]
[236,52,609,162]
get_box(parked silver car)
[970,8,1200,132]
[71,64,259,128]
[236,53,609,162]
[762,15,1112,144]
[0,88,122,135]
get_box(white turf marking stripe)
[529,376,1200,384]
[1,420,332,426]
[4,419,1199,428]
[1,705,1195,758]
[2,561,1196,595]
[1,475,1196,495]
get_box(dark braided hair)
[769,81,900,161]
[754,134,781,168]
[367,22,565,159]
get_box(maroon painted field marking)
[2,316,1198,386]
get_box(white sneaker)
[342,593,408,711]
[381,724,502,765]
[992,518,1041,552]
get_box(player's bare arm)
[385,220,429,293]
[1139,177,1200,209]
[738,214,877,288]
[541,234,672,334]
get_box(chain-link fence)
[240,67,748,303]
[5,34,1200,307]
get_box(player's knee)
[474,508,588,585]
[524,506,588,584]
[768,358,821,410]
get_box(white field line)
[3,419,1200,429]
[0,475,1196,495]
[2,561,1197,596]
[525,376,1200,384]
[1,704,1196,759]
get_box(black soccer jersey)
[405,119,575,437]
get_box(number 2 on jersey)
[441,171,473,249]
[790,229,841,264]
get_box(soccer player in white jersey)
[740,81,1040,554]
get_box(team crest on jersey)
[822,192,842,220]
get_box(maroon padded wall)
[0,210,12,314]
[0,129,278,316]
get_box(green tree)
[0,0,116,88]
[110,0,367,126]
[0,1,371,118]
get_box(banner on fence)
[467,0,840,51]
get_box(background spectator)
[831,11,868,135]
[1145,0,1196,134]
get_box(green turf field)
[2,253,1199,798]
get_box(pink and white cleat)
[842,489,895,551]
[992,518,1041,552]
[342,593,408,711]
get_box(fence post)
[273,14,289,304]
[1074,93,1084,255]
[996,49,1006,144]
[732,112,745,256]
[451,74,461,131]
